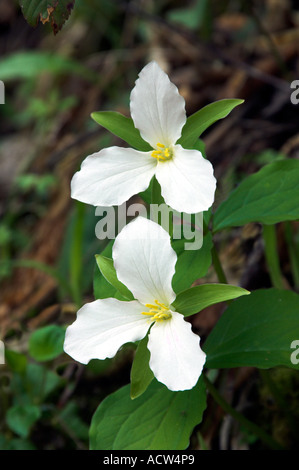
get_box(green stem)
[259,369,299,442]
[203,375,284,450]
[0,376,9,431]
[284,221,299,290]
[263,224,284,289]
[151,176,173,236]
[249,3,288,78]
[211,245,228,284]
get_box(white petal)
[130,61,186,149]
[71,146,156,206]
[155,144,216,214]
[64,298,150,364]
[112,217,177,306]
[148,311,206,391]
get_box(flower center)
[151,143,173,162]
[141,299,172,322]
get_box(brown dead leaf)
[40,6,55,25]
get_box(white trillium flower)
[64,217,206,391]
[71,61,216,214]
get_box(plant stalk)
[284,221,299,290]
[263,224,284,289]
[204,375,284,450]
[211,245,228,284]
[70,201,85,307]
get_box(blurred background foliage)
[0,0,299,450]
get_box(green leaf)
[178,99,244,148]
[167,0,211,31]
[213,159,299,232]
[10,363,63,406]
[29,325,65,362]
[93,242,120,300]
[95,255,134,300]
[59,401,89,441]
[89,378,206,450]
[191,138,206,154]
[139,178,153,205]
[27,364,63,401]
[204,288,299,370]
[20,0,75,34]
[151,176,165,205]
[91,111,151,151]
[172,232,213,293]
[173,283,250,316]
[6,404,41,438]
[130,335,154,399]
[0,434,36,450]
[93,264,118,299]
[5,350,27,374]
[0,51,95,82]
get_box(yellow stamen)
[151,143,173,162]
[141,299,172,322]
